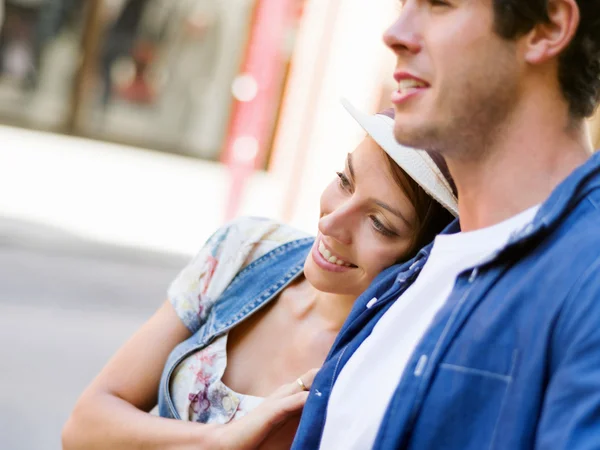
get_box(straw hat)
[342,98,459,217]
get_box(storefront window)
[0,0,306,165]
[78,0,256,160]
[0,0,85,129]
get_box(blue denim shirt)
[157,234,314,419]
[293,151,600,450]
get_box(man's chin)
[393,123,430,150]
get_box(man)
[292,0,600,448]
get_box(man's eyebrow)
[375,200,411,227]
[347,153,355,179]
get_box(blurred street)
[0,216,188,450]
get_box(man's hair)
[492,0,600,118]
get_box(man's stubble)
[394,41,521,163]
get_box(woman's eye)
[430,0,450,6]
[336,172,351,190]
[370,216,396,237]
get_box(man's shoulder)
[509,197,600,325]
[544,195,600,266]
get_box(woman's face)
[304,136,417,297]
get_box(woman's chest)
[222,299,336,398]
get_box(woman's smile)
[311,237,358,273]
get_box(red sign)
[222,0,298,219]
[223,0,297,168]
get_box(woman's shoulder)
[168,217,311,333]
[227,216,311,261]
[205,216,309,260]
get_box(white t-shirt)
[319,206,540,450]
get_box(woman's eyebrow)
[374,200,411,228]
[348,152,411,227]
[347,153,355,179]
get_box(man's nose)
[383,4,421,55]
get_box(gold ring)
[296,377,309,391]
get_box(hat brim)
[341,98,458,217]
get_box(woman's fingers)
[221,391,309,449]
[269,368,321,399]
[299,367,320,389]
[218,369,320,449]
[262,391,310,428]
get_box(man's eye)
[336,172,351,190]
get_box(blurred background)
[0,1,599,449]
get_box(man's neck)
[448,102,592,232]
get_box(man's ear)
[523,0,580,65]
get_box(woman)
[62,100,457,450]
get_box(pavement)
[0,216,188,450]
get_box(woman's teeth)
[318,241,354,267]
[398,79,427,94]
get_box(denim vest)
[293,151,600,449]
[158,236,314,419]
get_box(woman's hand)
[214,368,319,450]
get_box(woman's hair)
[383,150,455,260]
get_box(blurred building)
[0,0,264,159]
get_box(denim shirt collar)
[433,151,600,250]
[524,151,600,235]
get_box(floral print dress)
[167,217,309,424]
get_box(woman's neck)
[286,276,356,331]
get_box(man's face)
[384,0,522,156]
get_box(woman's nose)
[318,208,353,246]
